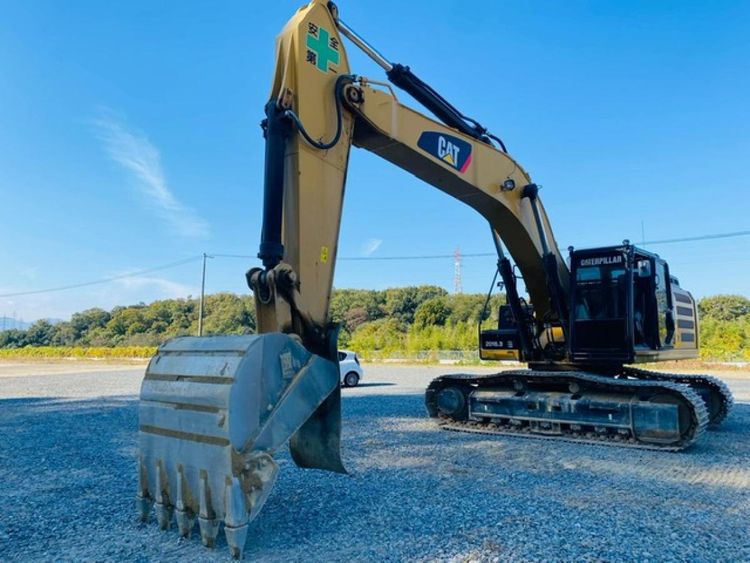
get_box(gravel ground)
[0,362,749,562]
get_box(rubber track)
[621,367,733,428]
[426,370,709,451]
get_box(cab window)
[574,264,628,321]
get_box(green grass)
[0,346,156,360]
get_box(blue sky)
[1,0,748,322]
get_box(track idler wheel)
[639,393,693,443]
[436,386,470,420]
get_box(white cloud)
[93,109,209,238]
[361,238,383,257]
[0,274,198,322]
[0,288,72,322]
[112,275,197,298]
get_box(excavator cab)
[568,245,633,364]
[568,244,698,365]
[479,243,700,367]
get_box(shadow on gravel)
[254,394,750,561]
[0,396,66,407]
[0,395,135,409]
[0,393,748,562]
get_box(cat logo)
[437,136,460,166]
[579,255,623,267]
[417,131,473,173]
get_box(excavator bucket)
[136,333,344,558]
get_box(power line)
[3,229,747,299]
[213,252,495,261]
[341,252,495,261]
[211,254,254,259]
[641,230,750,245]
[0,256,202,298]
[213,229,750,262]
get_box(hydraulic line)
[258,75,353,269]
[331,10,508,152]
[282,74,354,150]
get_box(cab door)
[569,251,633,363]
[653,259,675,347]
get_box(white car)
[338,350,363,387]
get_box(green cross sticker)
[306,25,339,73]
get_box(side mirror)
[636,260,652,278]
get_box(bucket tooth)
[136,494,153,523]
[155,503,173,530]
[175,469,195,538]
[199,517,221,547]
[224,477,249,559]
[154,462,173,530]
[225,525,249,560]
[198,473,220,547]
[136,459,153,522]
[175,509,194,538]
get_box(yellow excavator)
[136,1,733,557]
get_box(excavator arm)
[244,0,575,481]
[251,0,568,358]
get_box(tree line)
[1,289,748,361]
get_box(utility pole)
[198,253,211,336]
[453,247,463,294]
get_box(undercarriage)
[425,367,733,451]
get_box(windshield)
[574,262,628,321]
